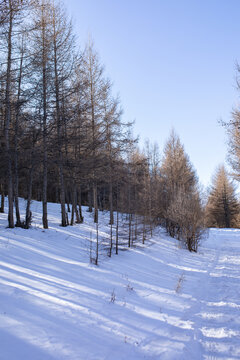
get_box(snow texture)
[0,199,240,359]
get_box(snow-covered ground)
[0,199,240,360]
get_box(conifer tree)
[205,165,239,228]
[160,130,204,251]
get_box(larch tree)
[31,0,54,229]
[83,39,105,224]
[160,130,204,251]
[0,0,29,227]
[205,165,239,228]
[101,88,122,255]
[51,0,75,226]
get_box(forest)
[1,0,240,255]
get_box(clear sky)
[64,0,240,187]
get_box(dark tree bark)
[52,5,67,227]
[0,184,4,213]
[14,35,24,227]
[5,0,14,228]
[41,2,48,229]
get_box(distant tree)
[166,187,204,251]
[205,165,239,228]
[160,130,204,251]
[161,130,196,193]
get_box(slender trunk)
[115,185,119,254]
[131,218,134,246]
[70,192,74,226]
[41,5,48,229]
[128,213,132,248]
[77,187,84,223]
[42,87,48,229]
[116,209,119,255]
[128,179,131,247]
[53,10,66,227]
[25,164,33,229]
[93,182,98,223]
[59,161,66,226]
[109,180,114,225]
[70,183,78,225]
[14,38,24,227]
[142,215,146,244]
[89,49,98,223]
[135,214,138,240]
[109,222,112,257]
[88,182,93,212]
[5,0,14,228]
[0,184,4,213]
[65,210,69,225]
[95,222,98,265]
[148,175,153,237]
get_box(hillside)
[0,200,240,360]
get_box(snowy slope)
[0,199,240,360]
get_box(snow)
[0,199,240,360]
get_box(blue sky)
[64,0,240,187]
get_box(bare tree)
[51,0,75,226]
[1,0,28,227]
[160,130,204,251]
[31,0,54,228]
[83,39,106,224]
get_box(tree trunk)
[0,185,4,213]
[109,222,112,257]
[135,214,138,241]
[88,183,93,212]
[116,209,119,255]
[5,0,14,228]
[70,183,77,225]
[53,8,67,227]
[77,187,84,223]
[142,216,146,244]
[128,213,132,248]
[59,162,67,226]
[109,180,114,225]
[115,185,119,255]
[14,37,24,227]
[41,4,48,229]
[93,182,98,223]
[25,164,33,229]
[95,222,99,265]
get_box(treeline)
[0,0,205,252]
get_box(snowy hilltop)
[0,199,240,360]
